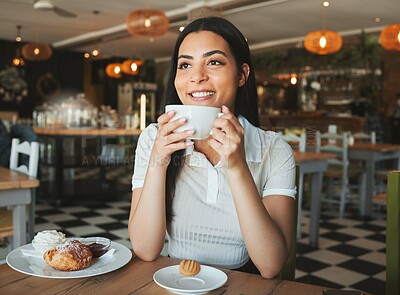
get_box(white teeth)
[191,91,215,97]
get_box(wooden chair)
[0,209,13,242]
[316,131,366,218]
[351,131,390,198]
[0,138,39,248]
[351,131,376,144]
[281,129,305,239]
[386,170,400,295]
[282,128,306,152]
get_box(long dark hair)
[161,17,260,223]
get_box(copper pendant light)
[22,43,52,61]
[304,30,342,55]
[126,9,169,37]
[105,63,122,79]
[379,23,400,51]
[121,59,143,76]
[303,1,342,55]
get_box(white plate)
[6,241,132,279]
[153,265,227,294]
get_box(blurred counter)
[33,127,142,202]
[260,112,366,134]
[33,127,141,137]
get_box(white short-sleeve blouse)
[132,116,296,269]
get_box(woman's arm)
[209,106,295,278]
[128,111,194,261]
[226,165,294,279]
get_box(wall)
[382,51,400,107]
[0,39,84,118]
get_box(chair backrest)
[281,129,306,152]
[386,170,400,295]
[316,131,349,181]
[9,138,39,178]
[351,131,376,144]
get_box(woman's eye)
[178,62,191,69]
[208,60,223,66]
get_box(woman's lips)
[189,91,215,101]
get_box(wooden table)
[294,151,337,247]
[33,127,141,200]
[0,255,327,294]
[0,167,39,247]
[349,143,400,216]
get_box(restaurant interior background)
[1,0,399,142]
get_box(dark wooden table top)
[0,254,328,294]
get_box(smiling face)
[174,31,249,111]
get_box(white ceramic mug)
[165,105,222,140]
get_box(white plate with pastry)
[153,264,227,294]
[6,241,132,279]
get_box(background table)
[0,167,39,247]
[0,254,328,294]
[349,143,400,216]
[294,151,336,247]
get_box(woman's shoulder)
[240,117,292,157]
[245,122,285,145]
[259,129,292,152]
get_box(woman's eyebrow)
[203,50,227,57]
[177,54,193,60]
[177,50,227,60]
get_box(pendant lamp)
[12,48,25,67]
[12,25,24,67]
[379,23,400,51]
[304,30,342,55]
[126,9,169,37]
[22,43,52,61]
[121,59,144,76]
[105,63,122,79]
[303,2,342,55]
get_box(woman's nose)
[190,66,208,83]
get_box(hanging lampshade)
[121,59,144,75]
[22,43,52,61]
[304,30,342,55]
[379,23,400,51]
[105,63,122,78]
[12,48,25,67]
[126,9,169,37]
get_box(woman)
[128,17,296,279]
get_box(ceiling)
[0,0,399,63]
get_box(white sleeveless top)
[132,116,296,269]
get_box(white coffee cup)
[165,105,222,140]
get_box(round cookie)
[179,259,201,276]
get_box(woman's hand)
[149,111,194,167]
[208,105,246,170]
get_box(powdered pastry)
[179,259,201,276]
[43,240,93,271]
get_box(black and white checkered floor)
[9,196,382,295]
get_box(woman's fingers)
[157,110,175,125]
[164,129,195,146]
[210,127,226,143]
[218,105,243,133]
[158,115,191,137]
